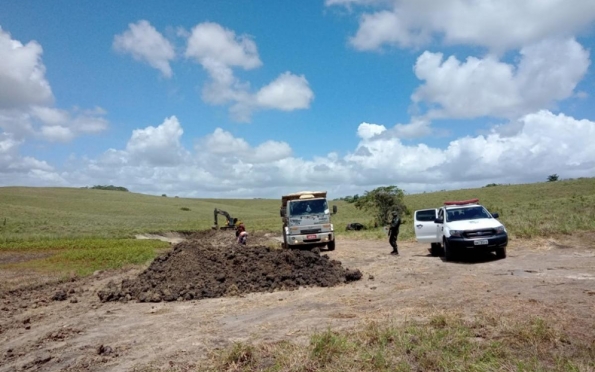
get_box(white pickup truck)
[413,199,508,261]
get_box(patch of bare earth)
[1,232,594,371]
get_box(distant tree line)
[85,185,130,192]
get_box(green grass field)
[1,177,594,241]
[1,178,594,276]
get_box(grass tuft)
[310,329,352,366]
[223,342,257,369]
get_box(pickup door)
[414,209,439,243]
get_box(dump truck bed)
[281,191,327,207]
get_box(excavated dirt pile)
[98,234,362,303]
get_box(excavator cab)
[212,208,238,230]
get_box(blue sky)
[1,0,595,198]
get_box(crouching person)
[236,223,247,245]
[237,231,248,245]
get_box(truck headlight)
[449,230,463,237]
[495,226,506,234]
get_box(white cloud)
[345,110,595,188]
[252,141,293,163]
[0,105,109,144]
[350,10,429,50]
[357,119,432,140]
[334,0,595,52]
[113,20,175,78]
[201,128,251,154]
[198,128,291,163]
[255,72,314,111]
[0,27,109,144]
[39,125,74,142]
[0,27,53,109]
[0,109,35,140]
[357,122,386,139]
[29,106,109,142]
[0,133,60,187]
[185,22,261,70]
[125,116,188,166]
[412,38,590,119]
[384,119,432,139]
[184,22,314,122]
[40,110,594,197]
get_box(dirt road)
[1,233,594,371]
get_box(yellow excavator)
[212,208,240,230]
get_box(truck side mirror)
[332,205,337,214]
[491,212,499,218]
[434,218,443,224]
[280,208,285,217]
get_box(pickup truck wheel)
[495,246,507,259]
[327,240,335,251]
[443,239,454,261]
[430,243,442,257]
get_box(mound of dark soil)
[98,239,362,303]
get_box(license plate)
[307,234,317,239]
[474,239,488,245]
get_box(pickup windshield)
[446,206,491,222]
[289,199,328,216]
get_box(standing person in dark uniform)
[388,211,403,255]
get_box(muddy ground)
[1,232,594,371]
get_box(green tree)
[547,174,559,182]
[90,185,129,192]
[354,185,409,226]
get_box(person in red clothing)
[236,223,247,245]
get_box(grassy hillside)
[0,178,593,276]
[1,178,594,242]
[405,178,595,239]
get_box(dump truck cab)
[280,191,337,251]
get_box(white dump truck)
[280,191,338,251]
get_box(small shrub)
[180,207,190,211]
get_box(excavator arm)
[213,208,238,229]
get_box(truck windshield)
[289,199,328,216]
[446,206,491,222]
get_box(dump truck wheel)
[327,240,335,251]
